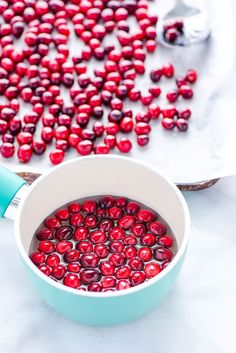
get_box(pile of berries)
[0,0,197,164]
[30,195,176,292]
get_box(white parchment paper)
[0,0,235,183]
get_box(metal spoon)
[157,0,211,48]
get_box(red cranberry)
[186,69,197,83]
[148,221,167,235]
[68,203,81,213]
[80,269,101,284]
[157,235,173,247]
[80,254,99,268]
[115,266,131,279]
[176,118,188,132]
[55,226,73,241]
[104,135,116,149]
[153,247,173,261]
[178,108,191,120]
[49,149,64,165]
[99,219,113,232]
[64,249,80,263]
[150,68,162,82]
[124,246,137,259]
[138,247,152,262]
[37,228,53,240]
[88,283,102,292]
[164,28,179,43]
[33,140,46,155]
[179,85,193,99]
[52,264,66,280]
[63,273,80,288]
[118,215,135,229]
[77,241,93,254]
[77,140,93,155]
[116,280,130,290]
[144,262,161,278]
[167,90,179,103]
[130,271,146,286]
[46,254,60,268]
[31,252,46,265]
[38,240,55,254]
[82,200,97,213]
[38,264,51,276]
[70,213,83,227]
[67,263,81,273]
[128,257,144,271]
[109,241,124,253]
[0,143,15,158]
[17,144,32,163]
[56,240,73,255]
[90,230,107,244]
[162,118,175,130]
[109,227,125,240]
[116,137,132,153]
[109,253,126,267]
[74,227,89,242]
[99,261,115,276]
[163,63,174,78]
[123,235,137,246]
[94,244,109,258]
[101,276,116,288]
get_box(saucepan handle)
[0,165,26,218]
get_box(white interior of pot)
[17,156,188,254]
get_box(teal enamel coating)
[0,165,26,217]
[24,251,186,326]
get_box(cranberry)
[99,219,113,232]
[46,254,60,268]
[157,235,173,247]
[37,228,53,241]
[186,69,197,83]
[70,214,83,227]
[51,264,66,280]
[80,254,99,268]
[144,262,161,278]
[90,230,107,244]
[162,118,175,130]
[77,140,93,155]
[104,135,116,149]
[109,241,124,253]
[80,269,101,284]
[38,240,55,254]
[148,221,167,235]
[17,144,32,163]
[167,90,179,103]
[31,252,46,265]
[124,246,137,259]
[176,118,188,132]
[63,273,80,289]
[116,280,130,290]
[77,241,93,254]
[99,261,115,276]
[0,143,15,158]
[109,227,125,240]
[82,200,97,213]
[163,63,174,78]
[55,226,73,241]
[49,149,64,165]
[138,247,152,262]
[109,253,126,267]
[101,276,116,288]
[153,247,173,261]
[130,271,146,286]
[128,88,140,101]
[179,85,193,99]
[56,241,73,254]
[128,257,144,271]
[94,244,109,258]
[116,138,132,153]
[164,28,179,43]
[64,249,80,263]
[33,140,46,155]
[38,264,51,276]
[115,266,131,279]
[178,108,191,120]
[118,215,135,229]
[150,68,162,82]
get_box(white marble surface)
[1,176,236,353]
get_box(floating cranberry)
[153,247,173,261]
[38,264,51,276]
[46,254,60,268]
[124,246,137,259]
[56,240,73,254]
[31,252,46,265]
[77,241,93,254]
[80,269,101,284]
[63,273,80,288]
[64,249,80,263]
[101,276,116,288]
[141,233,156,247]
[144,262,161,278]
[118,215,135,229]
[128,257,143,271]
[94,244,109,258]
[38,240,55,254]
[138,247,152,262]
[90,230,107,244]
[109,227,125,240]
[116,266,131,279]
[109,253,126,267]
[157,235,173,247]
[55,226,73,241]
[37,228,53,241]
[148,221,167,235]
[52,264,66,280]
[70,213,83,227]
[88,283,102,292]
[99,219,113,232]
[130,271,146,286]
[80,254,99,268]
[84,214,98,228]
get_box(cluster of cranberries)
[163,18,184,44]
[30,195,176,292]
[0,0,197,165]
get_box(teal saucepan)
[0,155,190,325]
